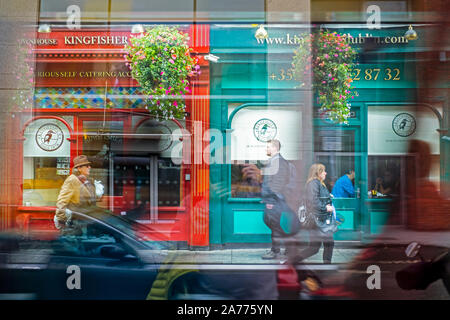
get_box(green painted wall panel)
[336,210,354,230]
[234,211,271,234]
[370,210,391,234]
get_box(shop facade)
[207,23,447,245]
[8,25,212,247]
[4,21,447,248]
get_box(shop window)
[315,155,357,195]
[363,1,409,16]
[368,156,402,197]
[23,119,72,207]
[367,105,441,195]
[79,117,182,219]
[231,161,263,198]
[229,104,301,198]
[40,0,108,22]
[111,0,194,18]
[368,155,440,197]
[40,0,264,22]
[81,120,124,197]
[315,129,357,153]
[197,0,264,12]
[314,127,360,195]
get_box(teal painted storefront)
[208,24,446,246]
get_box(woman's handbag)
[314,211,338,233]
[298,202,339,232]
[297,202,316,229]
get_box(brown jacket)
[55,174,97,221]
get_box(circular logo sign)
[35,123,64,151]
[136,121,173,152]
[392,113,416,137]
[154,124,173,152]
[253,118,277,142]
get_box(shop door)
[110,155,159,222]
[220,103,303,244]
[314,126,363,241]
[80,118,182,223]
[79,118,125,211]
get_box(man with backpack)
[261,140,299,259]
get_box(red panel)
[188,66,210,247]
[189,24,210,53]
[34,26,209,87]
[32,29,131,50]
[32,26,207,52]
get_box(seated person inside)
[331,169,355,198]
[373,170,396,196]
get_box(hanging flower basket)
[124,26,200,120]
[292,30,358,124]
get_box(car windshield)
[72,207,173,251]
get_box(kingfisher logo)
[392,113,416,137]
[253,118,277,142]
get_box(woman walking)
[292,163,336,264]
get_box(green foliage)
[292,31,358,124]
[124,26,200,120]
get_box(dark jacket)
[305,179,332,216]
[261,153,291,202]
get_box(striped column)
[188,24,210,247]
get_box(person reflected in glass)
[405,139,450,230]
[260,140,298,260]
[231,162,263,198]
[290,163,336,264]
[331,169,355,198]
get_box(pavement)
[361,225,450,247]
[168,226,449,266]
[170,248,361,265]
[164,227,449,300]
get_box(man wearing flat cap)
[54,155,104,230]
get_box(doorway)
[79,116,183,223]
[314,126,363,240]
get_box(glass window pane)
[158,158,181,207]
[315,155,356,194]
[229,104,301,198]
[82,120,124,197]
[197,0,264,12]
[368,156,403,197]
[23,157,69,206]
[23,119,71,206]
[315,129,356,152]
[40,0,109,22]
[231,161,263,198]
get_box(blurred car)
[0,208,295,300]
[314,242,450,300]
